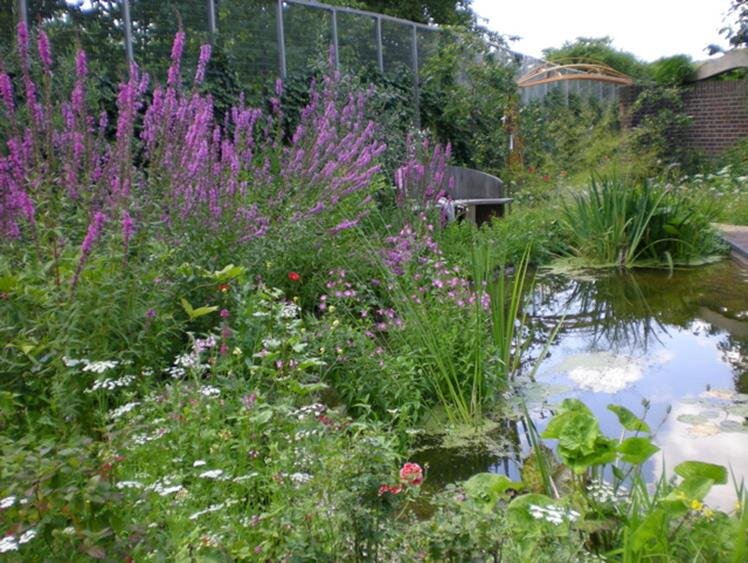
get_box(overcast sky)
[471,0,735,63]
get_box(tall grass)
[386,238,534,427]
[562,175,722,267]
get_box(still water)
[417,260,748,510]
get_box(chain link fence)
[10,0,452,110]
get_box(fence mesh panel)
[283,2,332,77]
[130,0,211,82]
[337,10,378,72]
[216,0,278,96]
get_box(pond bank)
[718,224,748,266]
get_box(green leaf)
[630,508,667,552]
[210,264,246,282]
[464,473,523,510]
[180,298,218,320]
[617,437,659,465]
[607,404,650,432]
[0,275,17,292]
[674,461,727,485]
[506,493,555,526]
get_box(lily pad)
[701,389,734,401]
[687,424,721,437]
[719,420,748,433]
[727,404,748,417]
[698,410,722,419]
[677,414,708,425]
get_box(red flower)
[217,283,230,293]
[399,462,424,486]
[542,175,550,182]
[288,271,301,282]
[378,484,403,496]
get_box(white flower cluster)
[116,480,145,490]
[188,498,239,521]
[199,469,229,481]
[233,472,259,483]
[279,303,300,319]
[132,427,169,446]
[108,402,140,420]
[174,352,208,374]
[193,460,207,467]
[0,529,36,553]
[63,357,119,373]
[587,481,629,505]
[528,503,580,525]
[289,472,312,485]
[146,477,184,496]
[0,495,16,509]
[86,374,136,393]
[292,403,326,420]
[200,385,220,398]
[164,365,186,379]
[294,429,321,441]
[261,337,281,350]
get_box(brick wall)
[620,79,748,157]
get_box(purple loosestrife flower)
[122,210,134,244]
[167,31,186,89]
[71,212,106,292]
[194,44,211,85]
[0,73,14,115]
[37,31,52,72]
[16,22,28,66]
[76,49,88,79]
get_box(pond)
[416,260,748,511]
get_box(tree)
[542,37,649,80]
[323,0,475,26]
[708,0,748,54]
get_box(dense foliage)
[0,23,746,562]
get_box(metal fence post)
[411,24,420,129]
[276,0,287,78]
[376,16,383,73]
[331,8,339,69]
[207,0,217,35]
[122,0,135,68]
[18,0,28,25]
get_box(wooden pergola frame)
[517,60,634,88]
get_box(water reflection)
[426,261,748,510]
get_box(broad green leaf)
[180,298,218,320]
[674,461,727,485]
[630,509,667,552]
[665,477,715,504]
[210,264,246,282]
[506,493,555,526]
[617,437,659,465]
[607,404,650,432]
[464,473,523,510]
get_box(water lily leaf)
[702,389,734,401]
[719,420,748,432]
[608,404,650,432]
[727,404,748,417]
[674,461,727,485]
[677,414,708,425]
[698,410,721,419]
[617,437,659,465]
[687,424,721,437]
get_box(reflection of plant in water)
[528,272,667,354]
[719,337,748,394]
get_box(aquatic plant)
[561,174,722,267]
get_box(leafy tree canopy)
[323,0,475,26]
[708,0,748,54]
[542,37,649,80]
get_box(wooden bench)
[444,166,512,225]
